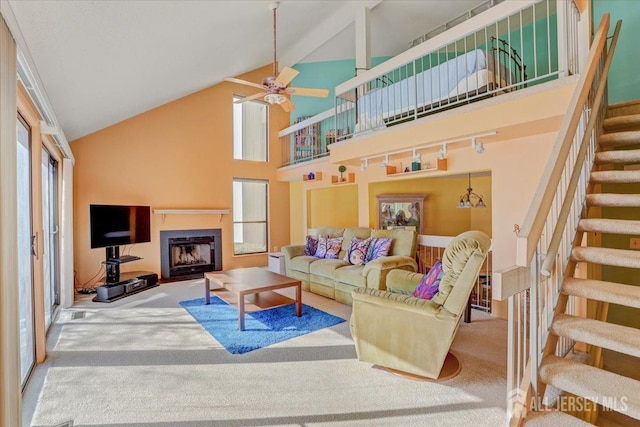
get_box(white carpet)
[23,278,508,427]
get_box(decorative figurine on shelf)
[404,167,410,173]
[338,165,347,181]
[308,172,315,180]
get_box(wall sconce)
[457,173,486,208]
[380,154,389,167]
[360,158,368,171]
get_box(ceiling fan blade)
[224,77,267,91]
[280,98,295,112]
[274,67,299,87]
[234,92,268,103]
[288,87,330,98]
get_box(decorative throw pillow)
[314,236,343,259]
[365,237,392,263]
[413,260,444,300]
[343,237,371,265]
[304,235,318,256]
[314,235,330,258]
[324,237,344,259]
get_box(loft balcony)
[278,0,585,170]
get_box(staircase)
[523,100,640,426]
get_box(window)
[233,179,268,255]
[233,95,268,161]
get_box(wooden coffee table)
[204,267,302,331]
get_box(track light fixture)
[361,158,368,171]
[380,154,389,167]
[471,137,484,154]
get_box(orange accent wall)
[307,185,359,229]
[71,65,290,284]
[368,174,492,236]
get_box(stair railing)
[505,14,621,425]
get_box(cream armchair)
[349,230,491,379]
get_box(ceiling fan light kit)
[224,1,328,111]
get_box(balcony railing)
[279,0,581,168]
[334,0,579,140]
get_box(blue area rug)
[179,297,346,354]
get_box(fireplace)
[160,229,222,281]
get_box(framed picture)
[376,194,426,234]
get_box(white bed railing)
[334,0,579,139]
[497,15,620,424]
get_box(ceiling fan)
[224,1,329,112]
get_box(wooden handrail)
[515,14,610,267]
[541,19,622,276]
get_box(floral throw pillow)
[314,235,330,258]
[304,235,318,256]
[324,237,343,259]
[343,237,371,265]
[314,236,343,259]
[413,260,444,300]
[365,237,392,263]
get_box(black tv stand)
[93,270,159,303]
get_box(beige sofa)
[350,230,491,379]
[282,226,418,305]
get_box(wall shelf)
[331,172,355,184]
[153,209,230,223]
[303,172,323,181]
[386,158,447,177]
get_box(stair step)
[563,278,640,309]
[596,149,640,165]
[604,114,640,132]
[539,355,640,420]
[571,246,640,269]
[552,314,640,358]
[607,100,640,118]
[600,131,640,148]
[591,170,640,184]
[578,218,640,235]
[587,193,640,207]
[524,410,592,426]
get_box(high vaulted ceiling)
[5,0,485,141]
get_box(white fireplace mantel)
[153,209,230,223]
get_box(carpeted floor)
[23,278,509,427]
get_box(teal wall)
[593,0,640,104]
[512,13,558,82]
[290,56,391,123]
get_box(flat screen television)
[89,204,151,249]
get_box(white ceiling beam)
[355,5,371,75]
[279,0,382,68]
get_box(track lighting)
[380,154,389,167]
[361,158,368,171]
[471,137,484,154]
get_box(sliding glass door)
[42,148,59,329]
[17,114,35,386]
